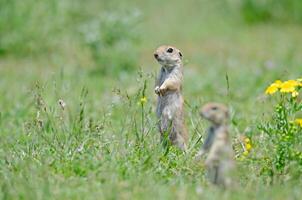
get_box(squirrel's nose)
[154,53,159,59]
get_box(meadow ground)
[0,0,302,199]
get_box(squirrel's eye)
[167,48,173,53]
[211,106,218,110]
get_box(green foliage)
[241,0,302,24]
[80,9,141,75]
[1,0,302,199]
[0,0,74,55]
[259,85,302,181]
[0,0,141,74]
[241,0,272,23]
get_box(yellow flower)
[243,137,252,151]
[265,84,278,95]
[292,91,299,98]
[280,80,299,93]
[243,151,249,156]
[295,118,302,127]
[245,143,252,151]
[139,96,147,105]
[274,80,283,87]
[289,79,299,86]
[265,80,283,94]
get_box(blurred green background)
[1,0,302,199]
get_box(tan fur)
[196,103,235,187]
[154,45,188,150]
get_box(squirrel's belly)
[157,92,183,118]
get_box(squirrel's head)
[200,103,229,125]
[154,45,183,67]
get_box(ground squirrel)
[195,103,235,187]
[153,45,188,151]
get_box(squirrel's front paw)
[155,86,167,96]
[159,86,167,95]
[154,86,161,95]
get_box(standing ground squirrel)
[196,103,235,187]
[153,45,188,150]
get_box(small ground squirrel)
[153,45,188,151]
[196,102,235,187]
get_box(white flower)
[58,99,66,110]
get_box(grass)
[1,0,302,199]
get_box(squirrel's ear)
[179,52,183,59]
